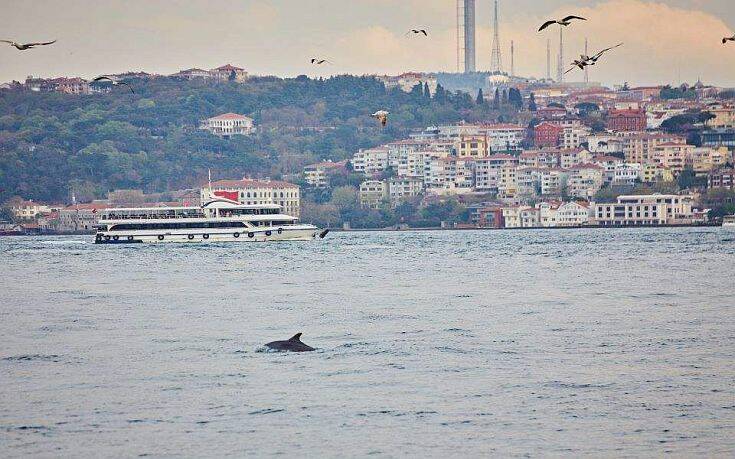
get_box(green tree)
[493,88,500,109]
[476,88,485,105]
[330,185,358,214]
[528,93,537,111]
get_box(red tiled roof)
[213,64,244,72]
[208,113,252,120]
[211,179,298,189]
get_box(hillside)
[0,75,500,203]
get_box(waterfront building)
[59,202,108,233]
[203,178,301,217]
[10,200,52,220]
[200,113,255,137]
[594,194,694,226]
[555,201,592,227]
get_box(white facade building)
[201,113,255,137]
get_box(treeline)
[0,75,512,203]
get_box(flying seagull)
[92,76,134,94]
[407,29,428,36]
[0,39,56,50]
[723,35,735,45]
[538,16,586,32]
[565,43,623,74]
[371,110,389,127]
[310,58,330,65]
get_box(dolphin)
[264,333,315,352]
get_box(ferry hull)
[94,227,323,244]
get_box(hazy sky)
[1,0,734,87]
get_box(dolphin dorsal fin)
[288,333,303,342]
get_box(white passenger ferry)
[723,215,735,228]
[94,198,327,244]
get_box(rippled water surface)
[2,228,735,457]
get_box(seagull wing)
[562,16,586,22]
[538,20,557,32]
[564,66,576,75]
[92,76,113,82]
[593,43,623,59]
[26,40,56,47]
[420,30,428,36]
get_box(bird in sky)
[566,43,623,74]
[371,110,389,127]
[92,76,135,94]
[310,58,330,65]
[723,35,735,45]
[407,29,428,37]
[538,16,586,32]
[0,39,56,50]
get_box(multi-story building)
[559,148,592,169]
[534,122,564,148]
[58,202,108,233]
[594,194,694,226]
[497,166,518,198]
[388,177,424,205]
[641,164,674,183]
[210,64,249,82]
[607,109,647,132]
[562,126,592,150]
[303,161,347,188]
[612,163,643,186]
[591,155,624,184]
[623,133,685,164]
[203,178,301,217]
[56,77,90,95]
[540,169,567,196]
[352,147,390,176]
[708,167,735,190]
[359,180,389,209]
[485,124,526,152]
[685,147,730,174]
[456,135,489,159]
[651,143,693,174]
[567,164,605,200]
[172,68,213,80]
[554,201,592,227]
[425,157,475,194]
[201,113,255,137]
[706,106,735,129]
[10,200,52,220]
[700,129,735,149]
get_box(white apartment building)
[612,163,643,186]
[200,113,255,137]
[485,124,526,152]
[352,148,390,176]
[567,165,605,200]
